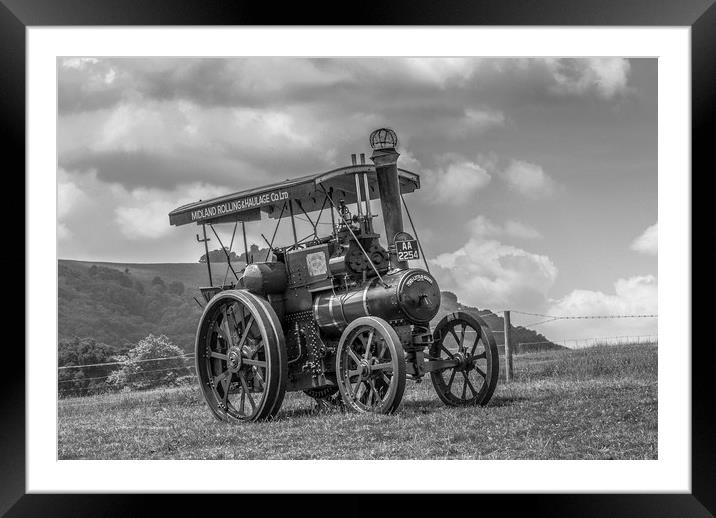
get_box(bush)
[108,334,191,391]
[168,280,185,296]
[58,337,120,397]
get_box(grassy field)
[58,343,657,460]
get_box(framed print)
[6,0,712,514]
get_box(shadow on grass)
[488,395,529,407]
[278,402,346,420]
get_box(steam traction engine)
[169,129,499,421]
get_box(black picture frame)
[6,0,709,515]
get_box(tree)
[151,276,166,293]
[58,337,118,397]
[107,334,190,390]
[238,244,271,263]
[199,248,240,264]
[168,280,185,296]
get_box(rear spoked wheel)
[195,290,286,422]
[336,317,406,414]
[430,312,499,406]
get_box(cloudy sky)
[57,57,657,341]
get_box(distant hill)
[58,260,562,354]
[435,291,562,353]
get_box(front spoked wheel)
[430,312,499,406]
[336,317,406,414]
[195,290,286,422]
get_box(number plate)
[396,239,420,261]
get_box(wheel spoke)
[210,351,228,361]
[352,379,363,398]
[223,375,231,407]
[474,365,487,378]
[219,312,235,347]
[446,369,457,391]
[368,380,380,406]
[470,334,482,355]
[252,367,265,390]
[214,369,231,387]
[471,351,487,361]
[448,327,460,347]
[377,339,386,360]
[461,376,468,399]
[440,345,454,359]
[243,358,266,368]
[372,362,393,371]
[364,329,375,359]
[239,372,256,411]
[227,305,244,333]
[237,315,255,349]
[379,371,391,386]
[459,324,466,351]
[348,369,361,378]
[347,348,362,367]
[463,372,477,397]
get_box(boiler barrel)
[313,268,441,335]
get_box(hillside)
[58,259,561,354]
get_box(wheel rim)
[336,318,405,414]
[196,294,278,421]
[430,313,498,406]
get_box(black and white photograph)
[56,56,659,461]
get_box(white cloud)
[385,58,479,88]
[463,108,505,128]
[57,175,89,219]
[61,57,99,70]
[545,275,657,341]
[545,58,631,99]
[430,238,558,310]
[429,161,492,204]
[501,159,559,199]
[468,215,542,240]
[504,220,543,239]
[630,222,657,255]
[114,183,226,240]
[57,222,72,241]
[468,215,502,237]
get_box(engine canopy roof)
[168,165,420,226]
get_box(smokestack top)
[369,128,398,151]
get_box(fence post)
[503,310,513,382]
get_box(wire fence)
[56,309,658,397]
[58,355,196,398]
[58,353,193,370]
[508,310,658,328]
[518,334,658,351]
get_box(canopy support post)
[328,190,336,236]
[264,201,287,261]
[241,221,250,265]
[197,224,213,287]
[288,200,298,246]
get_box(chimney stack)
[369,128,407,269]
